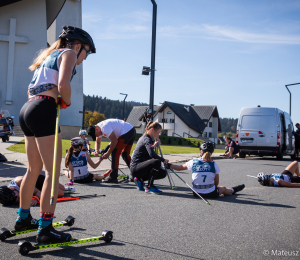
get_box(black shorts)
[74,173,94,183]
[35,175,45,191]
[281,170,300,183]
[19,95,60,137]
[193,186,219,199]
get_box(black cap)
[87,125,96,141]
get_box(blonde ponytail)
[202,152,212,162]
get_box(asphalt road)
[0,156,299,259]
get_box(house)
[126,101,221,142]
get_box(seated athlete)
[167,141,245,198]
[64,137,107,185]
[257,161,300,187]
[79,129,91,153]
[0,175,65,206]
[130,121,168,194]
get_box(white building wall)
[0,0,47,122]
[47,0,83,127]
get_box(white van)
[236,107,296,160]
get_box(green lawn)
[7,139,225,157]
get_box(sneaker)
[64,187,75,193]
[231,184,245,194]
[129,177,135,182]
[102,178,118,184]
[145,185,162,195]
[134,178,145,191]
[14,213,39,231]
[36,222,72,244]
[227,156,233,159]
[103,169,112,179]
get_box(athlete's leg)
[19,136,43,209]
[109,143,123,180]
[92,173,104,181]
[218,186,233,196]
[285,161,299,176]
[35,134,62,213]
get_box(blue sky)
[82,0,300,124]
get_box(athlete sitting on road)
[0,175,65,206]
[130,121,168,194]
[257,161,300,187]
[64,137,108,185]
[166,141,245,198]
[79,129,91,153]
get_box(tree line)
[84,94,147,120]
[83,95,238,133]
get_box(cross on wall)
[0,18,28,105]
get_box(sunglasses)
[83,46,91,57]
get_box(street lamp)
[141,0,157,120]
[285,83,300,116]
[159,102,165,134]
[120,93,128,121]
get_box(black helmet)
[0,186,17,206]
[200,141,214,154]
[257,172,269,186]
[59,26,96,54]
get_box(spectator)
[293,123,300,158]
[225,136,239,159]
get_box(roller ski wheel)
[17,230,113,255]
[0,228,11,242]
[0,216,75,242]
[102,230,113,243]
[18,241,34,256]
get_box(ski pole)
[156,138,177,189]
[169,168,210,205]
[247,175,258,178]
[50,104,60,206]
[57,194,106,202]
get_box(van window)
[258,116,276,134]
[241,115,276,133]
[241,116,258,130]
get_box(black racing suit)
[130,135,167,188]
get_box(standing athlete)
[17,26,95,244]
[87,119,136,183]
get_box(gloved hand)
[57,97,70,109]
[165,163,172,169]
[66,180,74,186]
[99,144,110,155]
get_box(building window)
[204,132,207,137]
[167,111,172,114]
[170,119,175,123]
[209,132,212,137]
[162,118,168,123]
[209,122,212,127]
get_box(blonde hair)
[29,38,82,71]
[202,151,212,162]
[65,146,74,168]
[143,121,162,136]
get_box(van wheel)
[239,152,245,158]
[276,153,283,160]
[291,152,296,159]
[1,137,6,142]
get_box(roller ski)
[0,215,75,242]
[18,230,113,256]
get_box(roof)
[127,101,221,133]
[126,106,160,127]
